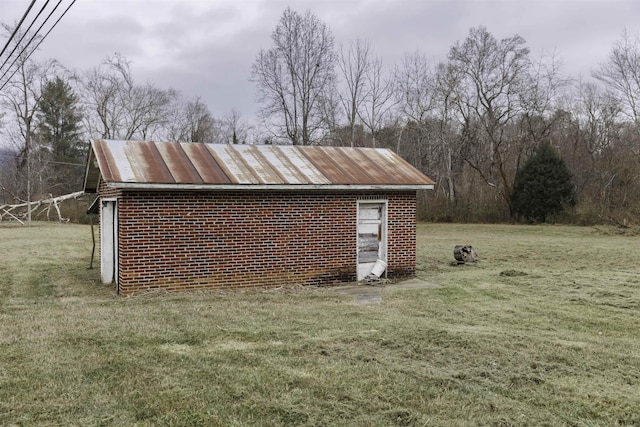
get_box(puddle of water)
[355,294,382,304]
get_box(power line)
[0,0,53,76]
[28,0,77,57]
[0,0,58,85]
[47,160,85,166]
[0,0,37,60]
[0,152,84,166]
[0,0,76,92]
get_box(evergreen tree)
[36,76,86,194]
[511,141,575,223]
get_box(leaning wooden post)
[89,214,96,269]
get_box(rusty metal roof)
[83,139,435,192]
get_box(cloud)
[2,0,640,126]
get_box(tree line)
[251,9,640,224]
[0,26,251,208]
[1,10,640,225]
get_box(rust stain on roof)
[332,147,378,184]
[84,139,435,192]
[156,141,203,184]
[181,143,231,184]
[132,141,175,183]
[93,138,120,182]
[273,145,330,184]
[298,146,352,185]
[346,148,390,183]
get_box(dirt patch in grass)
[499,269,528,277]
[1,222,639,425]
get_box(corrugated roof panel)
[128,141,175,183]
[207,144,259,184]
[343,148,393,184]
[353,149,407,184]
[331,147,378,184]
[155,141,203,184]
[85,140,435,191]
[375,149,434,184]
[233,145,285,184]
[92,140,114,182]
[274,145,330,184]
[298,146,354,184]
[106,140,136,182]
[180,143,231,184]
[258,146,309,184]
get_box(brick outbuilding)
[83,140,434,295]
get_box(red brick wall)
[385,193,417,277]
[98,181,120,199]
[107,190,416,295]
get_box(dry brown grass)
[1,222,639,425]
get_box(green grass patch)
[0,222,639,425]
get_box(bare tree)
[393,55,463,203]
[396,52,437,124]
[433,62,464,203]
[576,81,622,165]
[593,29,640,127]
[509,51,570,189]
[165,97,218,143]
[519,52,568,142]
[448,26,531,213]
[82,53,176,141]
[394,52,438,169]
[220,109,252,144]
[337,39,371,147]
[574,81,622,155]
[360,56,396,148]
[0,24,56,223]
[184,98,218,143]
[316,83,341,145]
[251,8,337,145]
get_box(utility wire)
[0,0,76,92]
[0,0,52,75]
[0,0,37,60]
[26,0,76,56]
[0,152,84,166]
[47,160,85,166]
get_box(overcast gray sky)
[1,0,639,123]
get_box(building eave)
[106,182,435,192]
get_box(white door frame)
[100,198,118,285]
[356,200,388,280]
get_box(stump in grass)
[454,245,478,264]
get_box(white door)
[100,199,117,284]
[357,202,387,280]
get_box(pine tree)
[36,76,86,194]
[511,141,575,223]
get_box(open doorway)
[357,201,387,280]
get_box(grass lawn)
[1,222,639,426]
